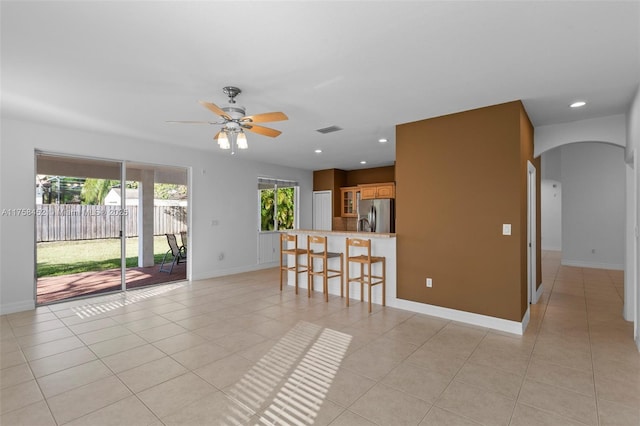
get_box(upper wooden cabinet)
[340,187,359,217]
[359,182,395,200]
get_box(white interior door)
[528,161,538,304]
[312,191,332,231]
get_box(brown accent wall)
[313,167,395,218]
[312,169,334,192]
[396,101,536,322]
[346,166,395,186]
[517,108,543,313]
[313,168,346,217]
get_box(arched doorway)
[538,140,631,333]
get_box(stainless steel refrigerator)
[357,197,395,233]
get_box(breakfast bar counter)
[290,229,396,239]
[284,229,396,307]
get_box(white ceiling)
[2,1,639,171]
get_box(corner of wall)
[625,84,639,162]
[1,299,36,316]
[396,101,527,323]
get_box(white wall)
[541,148,562,251]
[541,146,561,181]
[0,118,313,314]
[535,114,627,157]
[626,85,639,349]
[541,180,562,251]
[561,142,626,270]
[625,159,636,323]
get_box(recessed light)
[360,161,367,165]
[378,138,388,143]
[570,101,586,108]
[314,149,322,153]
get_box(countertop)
[287,229,396,238]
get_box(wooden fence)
[35,205,187,242]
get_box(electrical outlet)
[426,278,432,288]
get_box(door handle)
[369,206,376,232]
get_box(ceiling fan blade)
[241,111,288,123]
[199,100,231,120]
[166,120,218,125]
[242,123,282,138]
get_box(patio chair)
[179,231,187,260]
[159,233,182,273]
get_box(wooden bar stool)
[346,237,386,313]
[307,235,344,301]
[279,233,308,295]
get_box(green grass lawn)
[37,236,172,277]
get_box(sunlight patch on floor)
[70,281,187,318]
[221,321,352,425]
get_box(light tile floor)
[1,251,638,425]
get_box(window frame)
[257,178,299,232]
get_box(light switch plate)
[502,224,511,235]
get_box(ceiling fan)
[168,86,288,153]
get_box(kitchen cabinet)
[359,182,395,200]
[340,187,359,217]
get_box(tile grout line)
[15,293,184,425]
[515,260,603,426]
[414,321,489,425]
[5,308,59,426]
[506,256,557,426]
[584,270,602,426]
[506,254,598,426]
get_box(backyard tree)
[81,178,118,204]
[260,187,294,231]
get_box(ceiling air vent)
[316,125,343,134]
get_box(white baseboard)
[0,299,36,315]
[521,307,531,333]
[533,283,544,304]
[192,262,279,281]
[561,259,624,270]
[623,301,634,322]
[290,275,529,336]
[391,298,529,336]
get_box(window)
[258,177,298,231]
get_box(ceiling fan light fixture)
[173,86,286,154]
[237,131,248,150]
[217,131,230,149]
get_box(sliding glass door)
[35,154,189,305]
[36,153,125,304]
[124,162,188,290]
